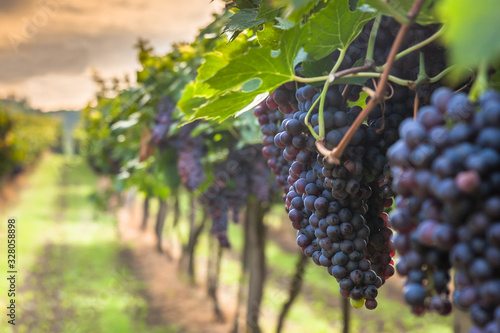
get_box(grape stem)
[228,127,242,141]
[294,75,329,83]
[318,0,429,164]
[413,91,419,120]
[317,48,347,138]
[296,63,453,87]
[365,15,382,64]
[362,86,376,99]
[294,63,374,84]
[303,48,347,140]
[428,65,456,83]
[470,61,489,101]
[377,0,413,25]
[304,95,323,140]
[338,64,456,87]
[337,72,411,86]
[328,63,374,83]
[341,84,353,104]
[416,51,427,85]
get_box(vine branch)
[336,72,411,86]
[365,15,382,64]
[337,65,455,87]
[328,64,374,83]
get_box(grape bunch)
[151,98,206,192]
[389,88,500,330]
[273,83,395,309]
[173,122,206,192]
[206,193,230,247]
[151,97,176,145]
[201,145,271,247]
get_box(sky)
[0,0,225,111]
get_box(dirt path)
[116,199,237,333]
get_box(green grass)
[0,154,178,333]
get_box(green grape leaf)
[275,17,295,30]
[197,53,228,82]
[163,164,181,190]
[358,0,439,25]
[216,33,252,56]
[301,57,335,78]
[347,91,368,108]
[223,8,266,33]
[177,82,209,116]
[136,69,149,83]
[349,0,359,11]
[304,0,376,60]
[178,36,251,117]
[196,36,250,82]
[274,0,320,22]
[256,2,282,21]
[242,78,263,92]
[257,22,282,50]
[223,1,279,42]
[492,61,500,90]
[155,148,180,192]
[110,118,139,131]
[193,91,268,122]
[234,0,261,9]
[193,24,307,121]
[437,0,500,69]
[232,110,263,145]
[204,25,303,93]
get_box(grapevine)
[77,0,500,331]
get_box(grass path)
[0,154,176,333]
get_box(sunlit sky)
[0,0,225,111]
